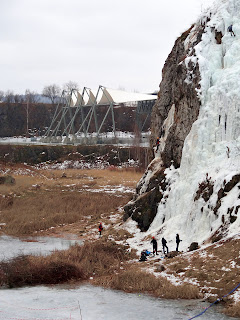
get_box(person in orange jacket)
[98,222,103,236]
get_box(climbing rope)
[188,282,240,319]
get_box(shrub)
[0,255,84,288]
[0,240,135,288]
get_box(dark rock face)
[151,25,204,168]
[124,167,166,231]
[215,30,223,44]
[213,174,240,216]
[124,188,161,232]
[194,175,214,202]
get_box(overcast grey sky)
[0,0,214,94]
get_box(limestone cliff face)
[151,25,203,168]
[124,24,204,230]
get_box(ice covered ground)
[0,235,82,261]
[0,131,150,147]
[0,284,235,320]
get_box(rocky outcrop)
[0,175,15,185]
[0,144,148,166]
[124,166,166,231]
[151,25,204,168]
[124,24,204,230]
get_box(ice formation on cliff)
[148,0,240,248]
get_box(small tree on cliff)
[42,84,61,104]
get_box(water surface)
[0,234,82,261]
[0,285,235,320]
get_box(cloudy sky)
[0,0,215,94]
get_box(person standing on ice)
[162,237,168,254]
[227,24,235,36]
[150,236,158,255]
[176,233,182,252]
[98,222,103,236]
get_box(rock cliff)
[151,25,203,169]
[124,0,240,246]
[124,24,204,231]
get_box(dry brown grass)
[161,238,240,318]
[224,301,240,318]
[0,166,142,194]
[0,191,131,235]
[0,175,43,195]
[0,165,141,235]
[93,265,200,299]
[0,240,136,288]
[104,228,134,241]
[0,254,84,287]
[39,168,142,188]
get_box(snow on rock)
[127,0,240,250]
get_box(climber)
[150,236,158,255]
[227,24,235,36]
[176,233,182,252]
[156,137,160,151]
[162,237,169,254]
[139,250,148,262]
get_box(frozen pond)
[0,234,82,261]
[0,133,150,147]
[0,284,235,320]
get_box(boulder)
[0,175,15,185]
[188,242,199,251]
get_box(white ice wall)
[148,0,240,248]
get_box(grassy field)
[0,165,141,236]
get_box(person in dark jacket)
[139,250,147,262]
[176,233,182,252]
[162,237,168,254]
[98,222,103,236]
[156,137,160,151]
[150,236,158,255]
[227,24,235,36]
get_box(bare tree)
[63,81,79,93]
[14,94,22,103]
[24,89,39,103]
[0,90,4,102]
[42,84,61,104]
[5,90,15,103]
